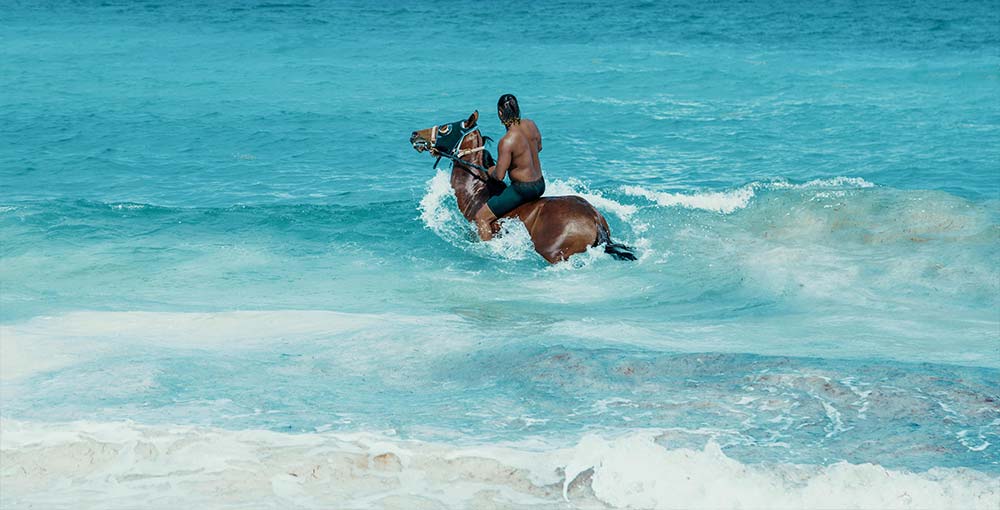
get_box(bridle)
[429,123,491,182]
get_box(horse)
[409,110,636,264]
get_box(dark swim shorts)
[486,177,545,217]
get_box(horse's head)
[409,111,479,155]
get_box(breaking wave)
[2,420,996,510]
[621,176,876,214]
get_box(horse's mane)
[472,131,505,198]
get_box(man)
[475,94,546,241]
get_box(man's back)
[501,119,543,183]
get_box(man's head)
[497,94,520,127]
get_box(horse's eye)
[438,124,451,135]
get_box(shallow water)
[2,1,998,508]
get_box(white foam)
[0,331,92,381]
[485,217,536,260]
[417,170,548,260]
[573,434,998,510]
[2,420,996,509]
[622,176,877,214]
[543,243,613,271]
[622,183,759,214]
[0,310,465,381]
[4,310,381,347]
[769,176,876,190]
[418,169,470,244]
[109,202,149,211]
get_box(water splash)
[418,171,648,263]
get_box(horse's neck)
[451,135,488,221]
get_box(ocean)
[1,1,998,508]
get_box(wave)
[622,176,877,214]
[616,178,998,308]
[0,197,427,262]
[4,311,998,490]
[2,419,996,510]
[622,182,758,213]
[0,310,457,381]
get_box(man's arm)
[529,120,541,152]
[488,138,512,182]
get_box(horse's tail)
[596,216,637,261]
[604,240,637,261]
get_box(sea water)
[1,1,998,508]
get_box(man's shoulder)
[520,118,540,135]
[500,129,525,145]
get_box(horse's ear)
[466,110,479,127]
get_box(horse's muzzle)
[410,132,430,152]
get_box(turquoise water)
[2,1,998,508]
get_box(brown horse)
[410,111,636,263]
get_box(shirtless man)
[475,94,545,241]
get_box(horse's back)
[509,195,598,220]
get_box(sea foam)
[0,310,463,382]
[2,420,996,510]
[622,176,877,214]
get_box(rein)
[434,150,489,181]
[431,128,491,182]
